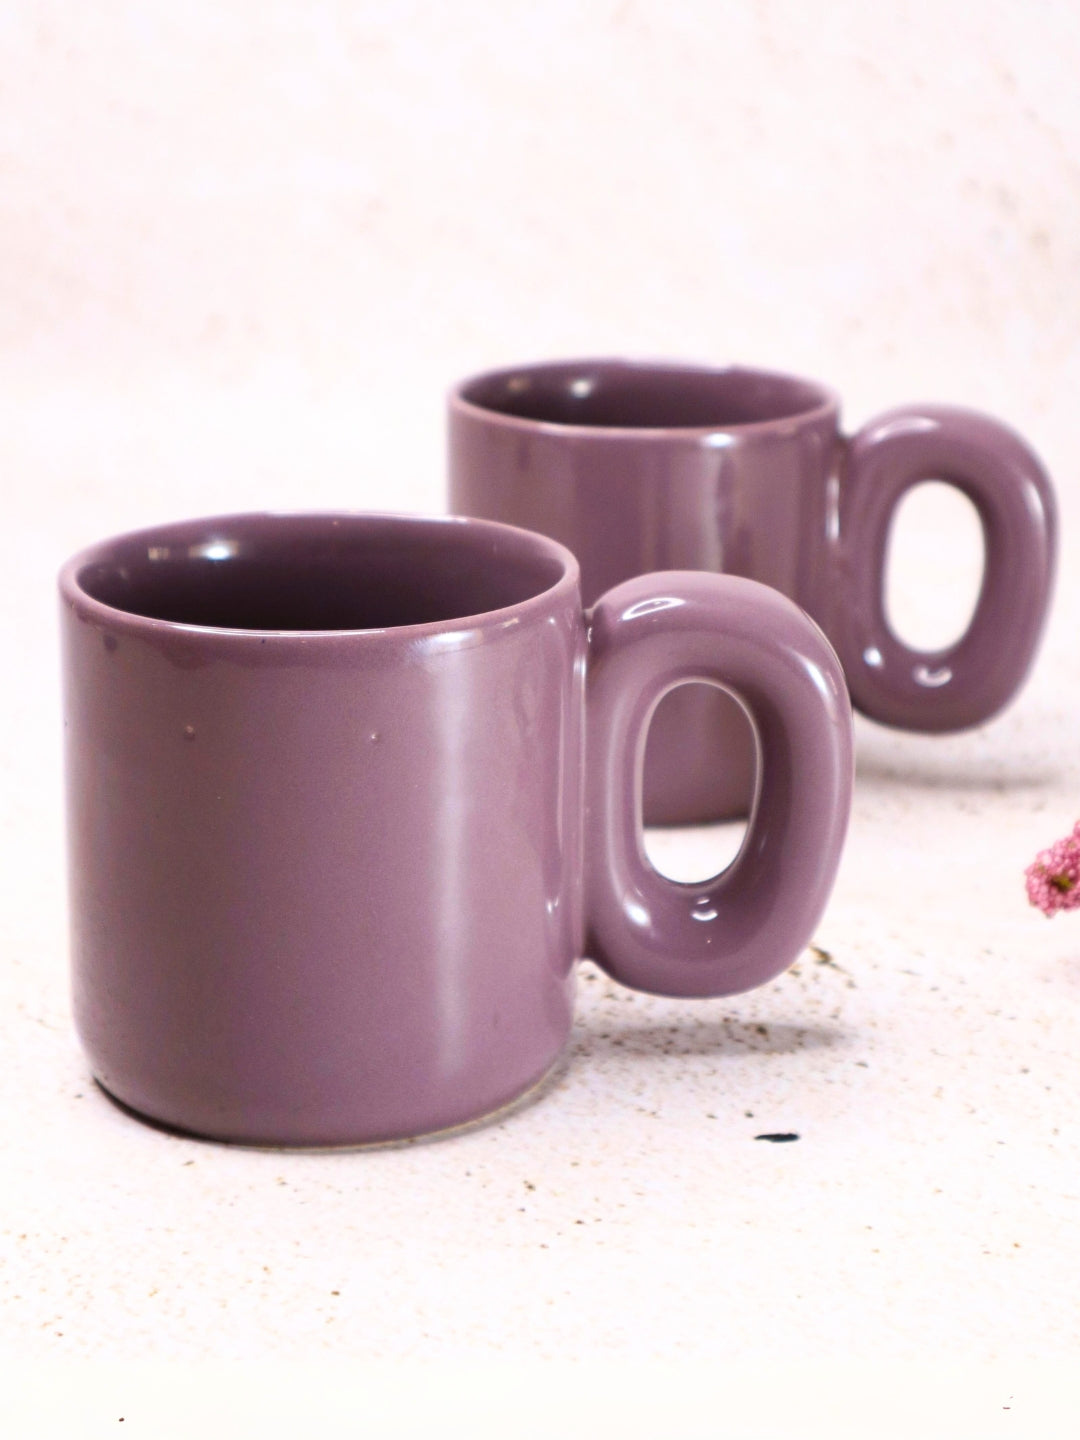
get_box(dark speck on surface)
[755,1132,800,1143]
[103,633,118,652]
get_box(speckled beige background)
[2,1,1079,1432]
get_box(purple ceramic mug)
[449,359,1057,824]
[60,512,852,1147]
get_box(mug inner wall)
[76,519,567,632]
[461,364,830,429]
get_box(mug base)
[90,1051,571,1152]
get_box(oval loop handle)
[585,572,853,998]
[829,405,1056,731]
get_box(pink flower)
[1026,822,1080,916]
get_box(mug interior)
[459,361,833,430]
[72,514,570,632]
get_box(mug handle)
[828,405,1056,731]
[585,572,853,998]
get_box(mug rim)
[59,510,581,642]
[449,357,841,437]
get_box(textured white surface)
[2,0,1080,1428]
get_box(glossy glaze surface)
[62,514,584,1147]
[586,572,852,997]
[449,359,1057,823]
[826,405,1057,730]
[60,511,853,1145]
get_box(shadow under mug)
[60,512,852,1147]
[448,359,1057,824]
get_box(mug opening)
[71,514,571,633]
[458,361,834,431]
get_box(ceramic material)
[60,512,852,1147]
[448,360,1057,823]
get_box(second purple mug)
[61,512,852,1147]
[449,359,1057,823]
